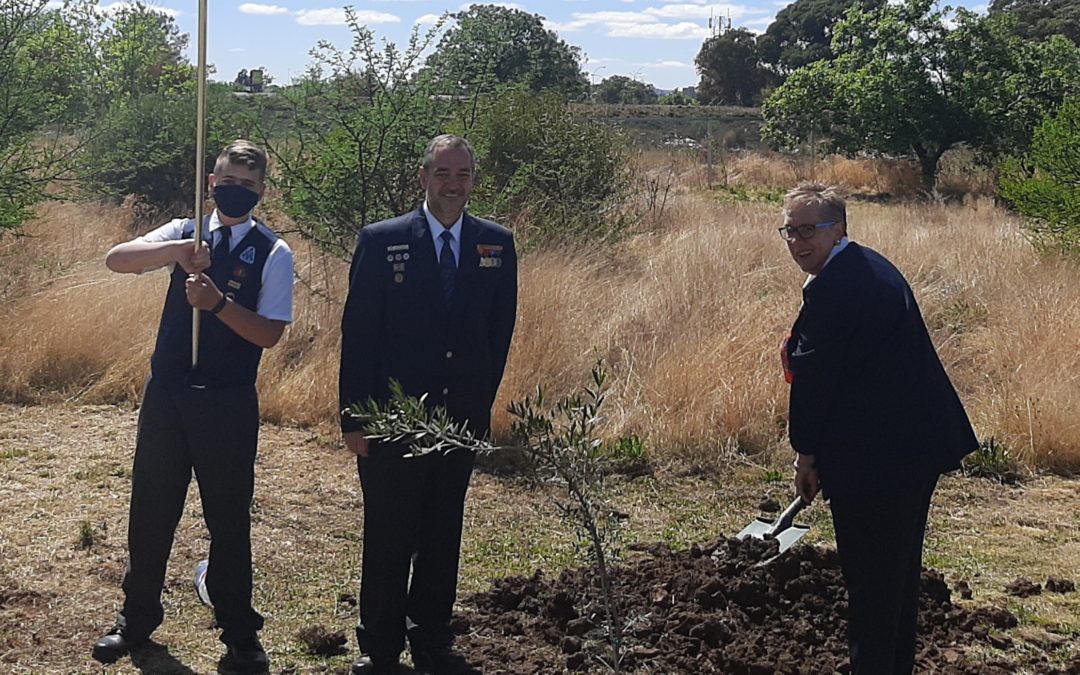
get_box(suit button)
[445,351,453,359]
[442,387,449,395]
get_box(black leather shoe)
[219,635,269,674]
[352,655,404,674]
[91,629,146,664]
[411,647,479,675]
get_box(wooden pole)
[192,0,208,368]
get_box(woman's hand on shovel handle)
[794,453,820,505]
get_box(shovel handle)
[771,497,807,536]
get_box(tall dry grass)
[640,148,994,200]
[1,163,1077,470]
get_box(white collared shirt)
[423,201,462,265]
[138,209,294,322]
[207,210,251,253]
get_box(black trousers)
[829,474,938,675]
[356,445,476,660]
[119,379,264,644]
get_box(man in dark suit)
[780,183,977,674]
[339,134,517,675]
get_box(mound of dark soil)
[452,537,1079,674]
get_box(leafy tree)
[78,84,253,218]
[348,361,630,672]
[757,0,885,76]
[990,0,1080,44]
[19,0,101,124]
[262,11,457,257]
[594,75,656,104]
[658,90,697,106]
[470,89,631,246]
[421,4,588,100]
[999,97,1080,251]
[695,28,768,106]
[761,0,1080,190]
[0,0,95,231]
[96,1,193,100]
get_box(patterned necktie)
[214,226,231,263]
[439,230,456,303]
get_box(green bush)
[266,81,454,257]
[962,437,1022,484]
[265,13,632,255]
[260,14,457,257]
[470,89,632,247]
[78,84,253,220]
[999,97,1080,252]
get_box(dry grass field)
[0,152,1078,672]
[1,152,1076,469]
[1,403,1077,674]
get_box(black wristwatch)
[210,294,228,315]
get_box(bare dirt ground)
[1,403,1077,674]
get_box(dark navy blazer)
[785,242,978,495]
[339,208,517,438]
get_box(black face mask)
[213,184,260,218]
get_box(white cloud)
[458,2,522,9]
[606,21,709,39]
[648,3,750,20]
[742,16,772,28]
[567,6,734,39]
[239,3,289,16]
[295,8,400,26]
[649,59,690,68]
[415,13,442,26]
[99,2,179,18]
[573,11,659,24]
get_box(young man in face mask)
[92,140,294,674]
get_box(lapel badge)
[393,262,405,272]
[232,266,247,279]
[394,272,405,284]
[227,280,242,289]
[387,244,409,264]
[477,244,504,268]
[239,246,256,264]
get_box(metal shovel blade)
[737,497,810,564]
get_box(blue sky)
[84,1,989,91]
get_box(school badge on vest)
[239,246,256,264]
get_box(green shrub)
[78,84,253,220]
[266,82,454,257]
[470,89,632,247]
[963,437,1022,484]
[261,15,456,257]
[76,521,96,550]
[999,97,1080,252]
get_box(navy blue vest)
[150,218,272,388]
